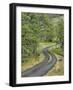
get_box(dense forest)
[21,12,64,63]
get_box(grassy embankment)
[21,42,55,72]
[22,42,64,76]
[46,47,64,76]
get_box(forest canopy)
[21,12,64,63]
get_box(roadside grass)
[39,42,56,49]
[37,42,56,53]
[22,41,64,76]
[45,46,64,76]
[51,47,63,56]
[21,42,56,72]
[21,53,45,72]
[46,54,64,76]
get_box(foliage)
[21,13,64,63]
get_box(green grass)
[46,54,64,76]
[21,53,45,72]
[21,42,55,72]
[37,42,56,53]
[45,46,64,76]
[21,42,62,73]
[39,42,56,49]
[51,47,63,56]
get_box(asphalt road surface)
[22,47,57,77]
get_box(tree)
[21,12,64,62]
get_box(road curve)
[22,47,57,77]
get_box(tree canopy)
[21,12,64,62]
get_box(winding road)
[22,47,57,77]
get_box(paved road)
[22,47,57,77]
